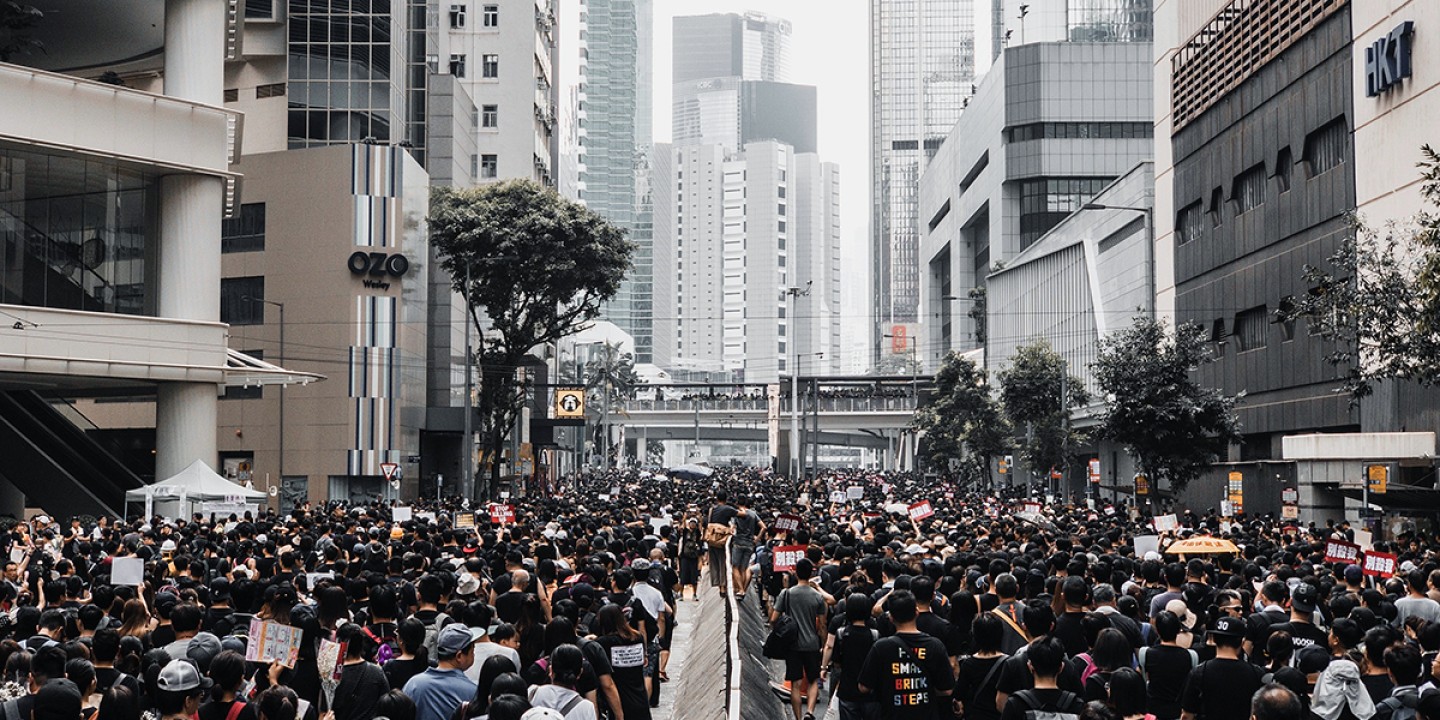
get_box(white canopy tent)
[125,460,266,520]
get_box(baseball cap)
[33,679,82,720]
[186,632,223,670]
[157,659,214,693]
[1290,582,1319,613]
[435,624,485,658]
[210,577,231,602]
[1210,615,1246,637]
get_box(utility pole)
[244,296,286,495]
[462,263,474,501]
[784,284,811,479]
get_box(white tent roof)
[125,460,266,502]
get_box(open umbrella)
[1164,536,1240,555]
[668,464,714,481]
[1016,512,1059,532]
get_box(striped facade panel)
[347,144,404,476]
[351,145,403,248]
[987,243,1102,394]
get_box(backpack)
[763,613,799,659]
[364,623,400,665]
[833,626,879,671]
[1377,693,1421,720]
[1136,646,1198,682]
[419,611,451,658]
[1,698,20,720]
[1011,689,1082,720]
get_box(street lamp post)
[882,333,919,471]
[784,284,811,480]
[243,296,286,494]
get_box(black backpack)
[763,614,798,659]
[1010,690,1082,720]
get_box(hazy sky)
[650,1,993,372]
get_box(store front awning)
[225,349,324,388]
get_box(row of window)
[1176,117,1348,246]
[1004,122,1153,143]
[222,83,287,103]
[448,53,498,79]
[469,104,499,128]
[449,4,499,29]
[1206,301,1298,354]
[470,154,498,179]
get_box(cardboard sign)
[1134,535,1160,558]
[111,557,144,586]
[1363,551,1398,578]
[907,501,935,522]
[1281,504,1299,520]
[847,486,864,500]
[774,514,802,533]
[1022,502,1042,514]
[490,504,515,525]
[772,545,807,573]
[829,490,848,504]
[454,512,476,530]
[1152,514,1179,533]
[1325,539,1362,564]
[246,618,303,667]
[392,506,413,522]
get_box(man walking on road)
[773,558,831,720]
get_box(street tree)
[997,339,1089,482]
[1283,145,1440,400]
[430,181,632,497]
[0,2,43,62]
[914,352,1009,487]
[1091,316,1241,494]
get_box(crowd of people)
[5,464,1440,720]
[717,468,1440,720]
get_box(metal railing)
[622,396,917,413]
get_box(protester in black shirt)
[859,590,955,720]
[1000,638,1085,720]
[1180,617,1265,720]
[823,594,879,720]
[956,613,1008,720]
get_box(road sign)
[1367,464,1388,494]
[381,462,400,482]
[555,388,586,419]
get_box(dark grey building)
[1170,3,1358,465]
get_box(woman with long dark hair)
[332,623,390,720]
[527,644,594,720]
[593,604,650,720]
[454,656,520,720]
[382,618,429,692]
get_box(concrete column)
[155,0,226,479]
[164,0,225,105]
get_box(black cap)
[1291,582,1319,613]
[210,577,231,601]
[33,679,82,720]
[1210,615,1246,637]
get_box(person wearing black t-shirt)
[859,590,955,720]
[822,594,879,720]
[1180,616,1266,720]
[999,637,1084,720]
[955,613,1008,720]
[1267,583,1329,661]
[1140,610,1198,720]
[994,603,1084,712]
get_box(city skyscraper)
[991,0,1154,52]
[870,0,974,364]
[673,12,791,84]
[581,0,657,362]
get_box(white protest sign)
[847,486,864,500]
[392,506,413,522]
[1151,514,1179,533]
[1134,535,1160,558]
[112,556,145,586]
[829,491,848,504]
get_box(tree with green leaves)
[998,339,1090,483]
[1283,145,1440,400]
[914,352,1009,487]
[1091,316,1241,494]
[430,181,633,497]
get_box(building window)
[778,186,786,199]
[1232,163,1266,214]
[1209,318,1227,345]
[480,154,498,179]
[482,104,498,128]
[1208,187,1224,228]
[449,4,466,28]
[1275,147,1293,193]
[244,0,274,20]
[256,82,286,99]
[222,350,264,399]
[469,105,479,129]
[483,4,499,27]
[777,203,785,216]
[482,54,499,78]
[470,154,478,178]
[222,203,266,253]
[1234,305,1268,351]
[1304,117,1348,178]
[1004,122,1154,142]
[1018,176,1114,246]
[1175,201,1204,246]
[220,277,265,326]
[449,54,466,78]
[223,89,239,103]
[778,221,786,234]
[1276,296,1297,341]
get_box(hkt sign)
[1365,21,1415,97]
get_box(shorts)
[729,543,754,568]
[785,650,822,682]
